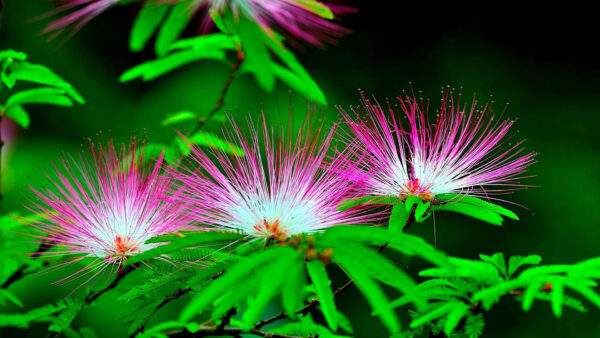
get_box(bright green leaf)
[5,105,30,128]
[5,88,73,108]
[508,255,542,277]
[238,17,275,91]
[307,260,338,331]
[155,2,193,56]
[161,110,197,126]
[130,0,171,52]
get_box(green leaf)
[337,195,400,211]
[508,255,542,277]
[0,50,27,62]
[436,194,519,220]
[5,62,84,104]
[0,289,23,308]
[241,253,298,329]
[161,110,197,126]
[238,17,275,91]
[177,131,244,157]
[522,279,546,311]
[155,2,193,56]
[410,302,456,329]
[48,299,84,334]
[479,253,507,277]
[389,202,409,233]
[432,202,504,226]
[5,88,72,108]
[179,247,297,321]
[169,34,237,52]
[443,302,470,335]
[120,49,228,82]
[301,0,335,19]
[125,231,243,266]
[334,253,401,333]
[0,300,69,329]
[333,244,425,309]
[265,38,327,104]
[306,260,338,331]
[5,105,30,128]
[550,279,565,318]
[130,0,171,51]
[322,226,451,268]
[281,255,306,319]
[563,279,600,309]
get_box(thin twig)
[85,265,134,305]
[1,240,52,289]
[129,288,192,338]
[195,50,244,132]
[168,325,301,338]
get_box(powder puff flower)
[173,115,371,240]
[338,89,536,202]
[27,140,188,284]
[209,0,350,47]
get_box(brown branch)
[85,265,134,305]
[168,326,301,338]
[129,287,192,338]
[195,50,244,132]
[1,241,53,289]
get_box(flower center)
[253,219,288,240]
[403,178,434,201]
[113,235,138,256]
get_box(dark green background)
[1,1,599,337]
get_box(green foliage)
[125,231,244,266]
[337,195,401,211]
[272,313,351,338]
[403,253,600,336]
[432,194,518,226]
[0,299,81,330]
[130,0,171,52]
[0,49,84,128]
[123,9,327,104]
[306,260,338,331]
[176,131,245,157]
[179,246,302,325]
[121,34,235,82]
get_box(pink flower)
[41,0,120,39]
[27,140,188,285]
[42,0,349,47]
[210,0,351,47]
[172,115,372,240]
[338,89,537,202]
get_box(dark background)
[1,1,599,337]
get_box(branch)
[130,287,192,337]
[1,241,53,289]
[168,326,301,338]
[195,49,244,132]
[85,265,135,305]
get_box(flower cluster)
[27,89,535,285]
